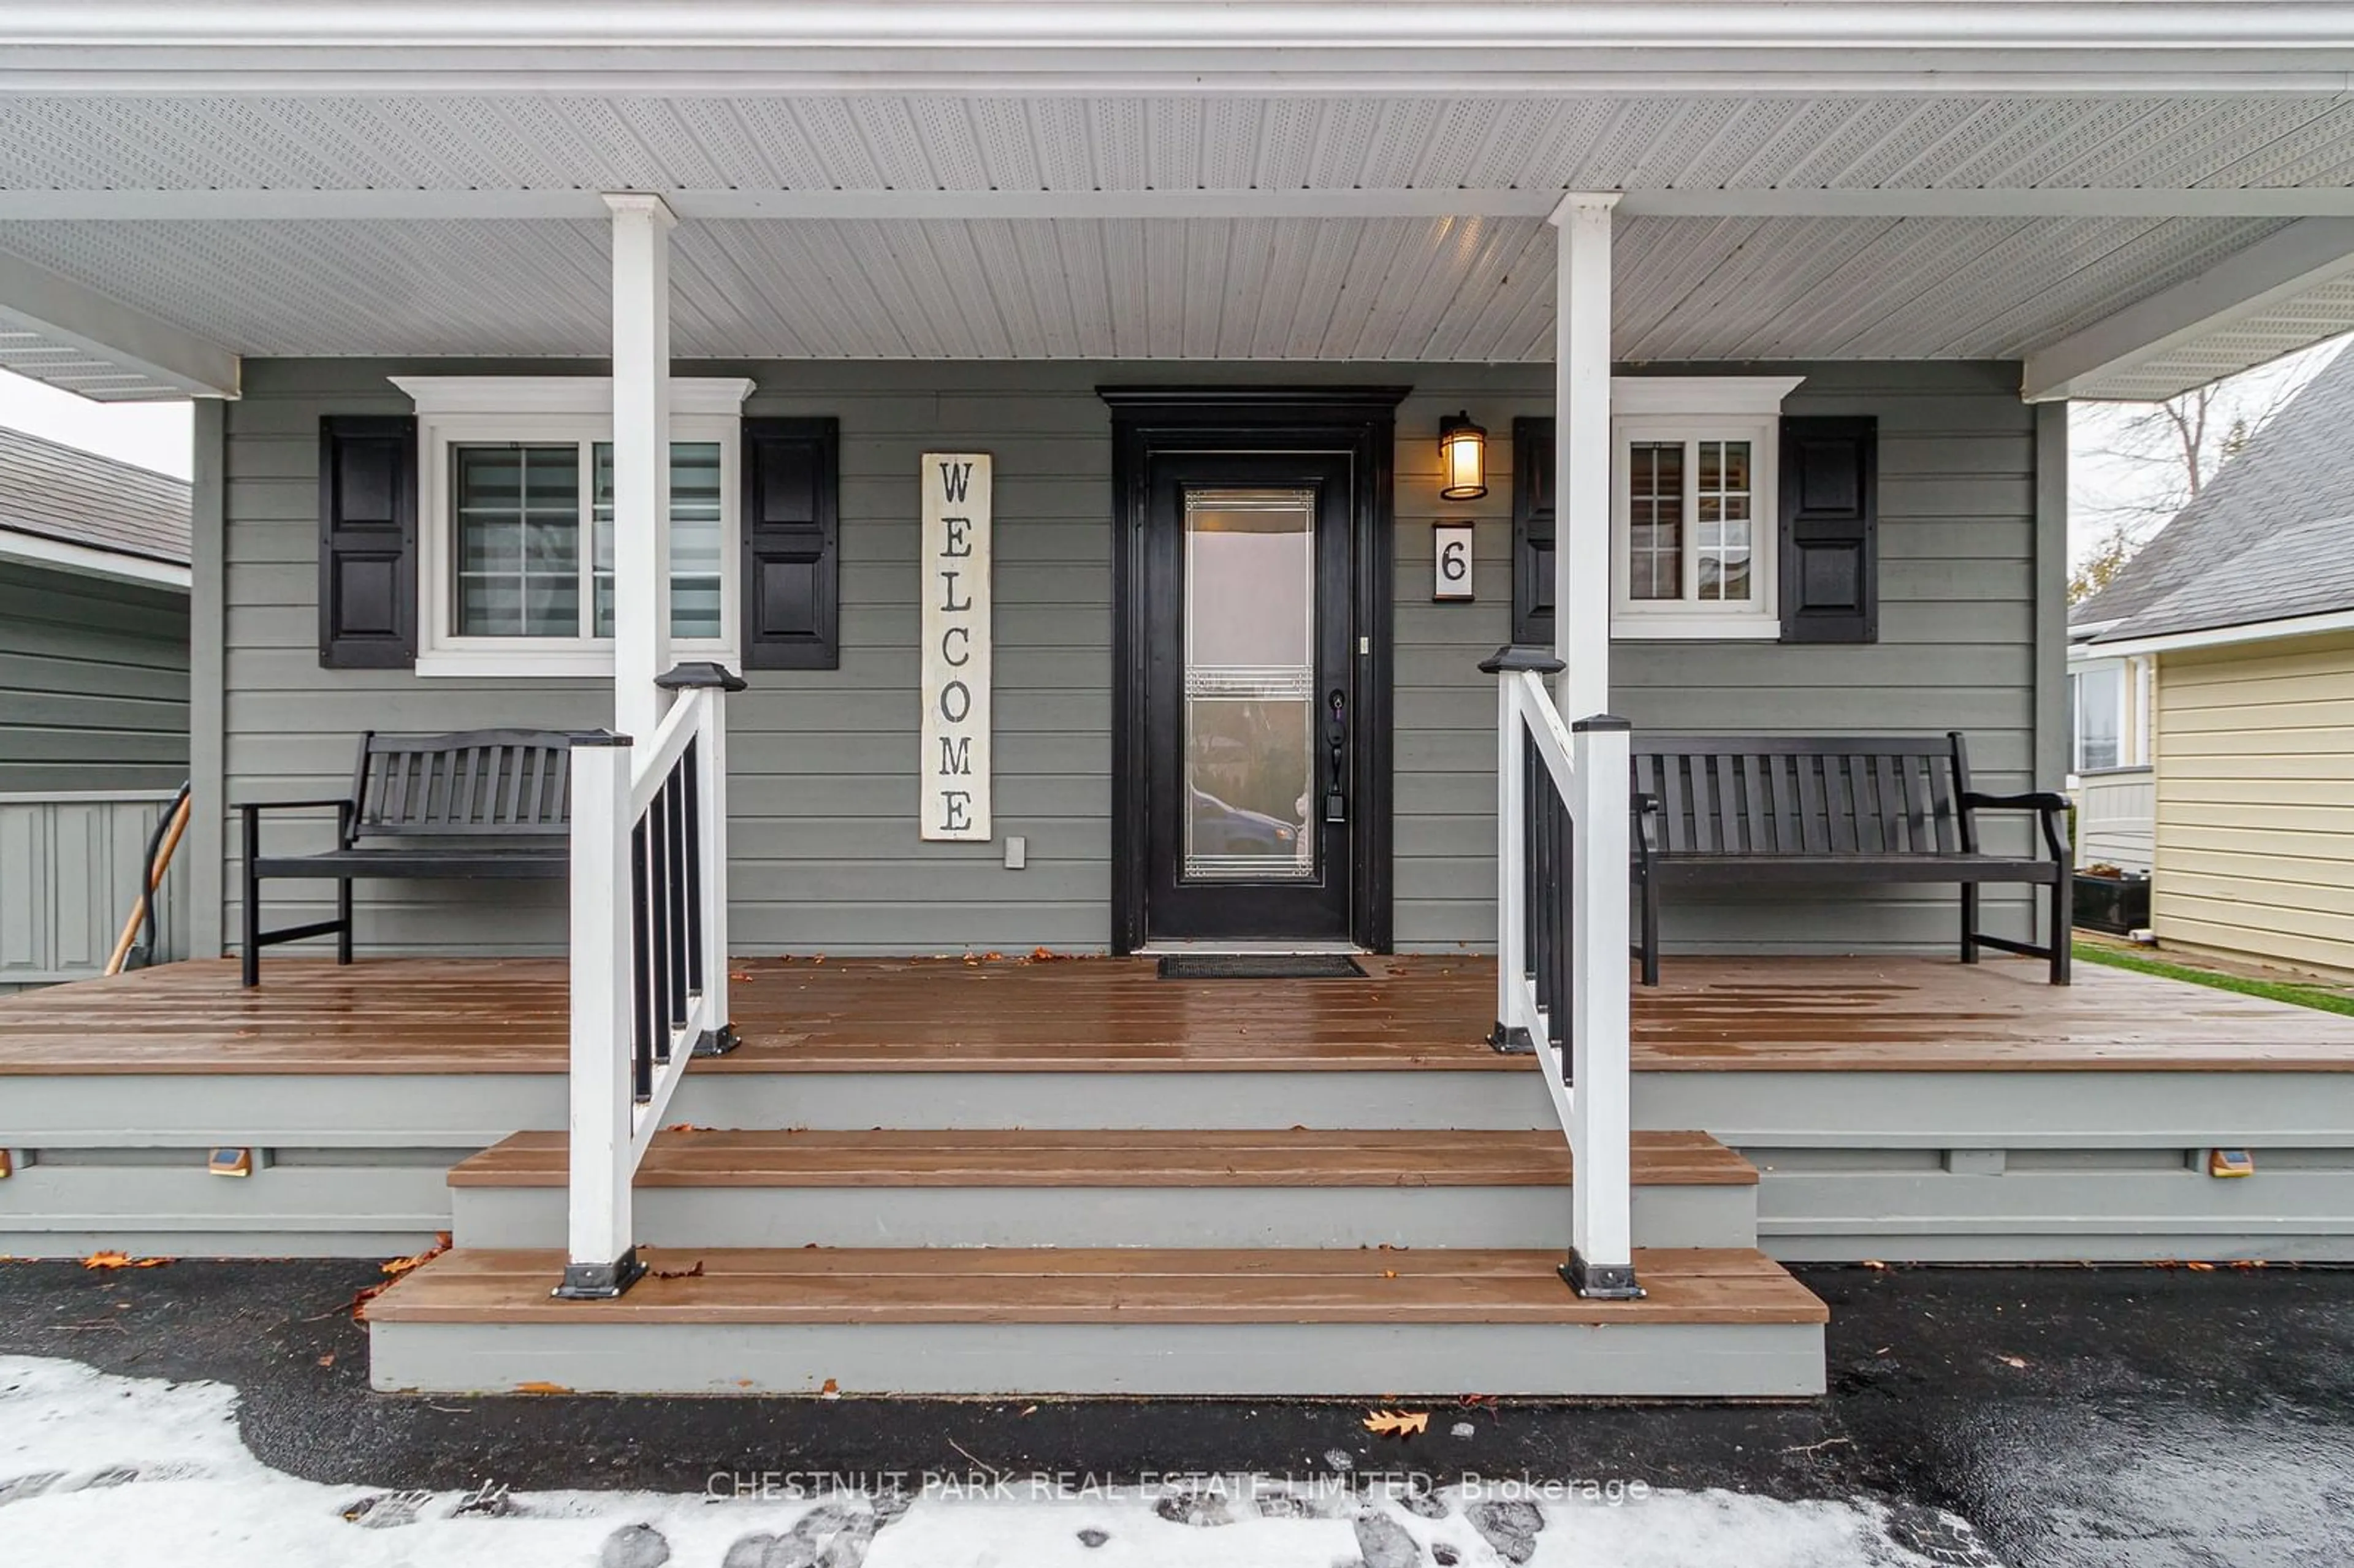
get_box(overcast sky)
[5,340,2350,565]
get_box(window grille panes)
[1628,442,1683,600]
[1696,440,1753,602]
[454,444,581,636]
[591,441,728,641]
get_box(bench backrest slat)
[1636,734,1971,860]
[351,729,575,839]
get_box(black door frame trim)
[1100,386,1409,956]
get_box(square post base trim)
[554,1247,647,1300]
[1561,1250,1644,1300]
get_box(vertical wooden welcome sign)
[921,452,992,840]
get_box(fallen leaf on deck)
[1862,1259,1888,1270]
[2187,1260,2217,1271]
[1382,1270,1398,1279]
[80,1252,169,1271]
[729,972,753,983]
[651,1260,706,1281]
[1362,1409,1429,1438]
[1996,1355,2028,1369]
[512,1381,571,1395]
[662,1123,716,1133]
[318,1354,336,1369]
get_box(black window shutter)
[741,417,841,671]
[1510,416,1555,646]
[317,415,417,669]
[1778,416,1878,644]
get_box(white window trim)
[392,376,754,678]
[2069,653,2149,775]
[1609,411,1784,641]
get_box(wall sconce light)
[1439,412,1488,501]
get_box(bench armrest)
[1960,790,2071,862]
[1961,790,2070,813]
[240,797,357,856]
[1629,792,1662,861]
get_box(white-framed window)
[1609,376,1802,641]
[2069,655,2149,773]
[392,376,755,677]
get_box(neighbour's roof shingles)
[0,425,190,568]
[2076,344,2354,644]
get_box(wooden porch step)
[448,1127,1756,1188]
[363,1244,1829,1396]
[442,1128,1761,1251]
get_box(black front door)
[1140,450,1358,944]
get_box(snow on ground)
[0,1354,1995,1567]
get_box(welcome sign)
[921,452,993,840]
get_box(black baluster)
[630,815,653,1101]
[682,736,704,995]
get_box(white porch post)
[1551,193,1616,713]
[558,733,642,1296]
[605,192,675,742]
[1550,192,1640,1298]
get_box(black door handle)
[1324,688,1348,824]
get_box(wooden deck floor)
[6,951,2354,1076]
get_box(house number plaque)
[1433,522,1474,601]
[922,452,993,840]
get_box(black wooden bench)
[240,729,573,986]
[1631,733,2072,987]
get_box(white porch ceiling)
[0,211,2311,375]
[4,92,2354,398]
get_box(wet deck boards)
[6,953,2353,1076]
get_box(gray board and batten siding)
[206,358,2050,959]
[0,559,189,795]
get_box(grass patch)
[2075,942,2354,1017]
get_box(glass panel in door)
[1181,489,1316,882]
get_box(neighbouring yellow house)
[2071,343,2354,979]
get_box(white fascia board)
[1610,375,1804,416]
[2022,219,2354,403]
[23,188,2354,224]
[391,375,755,416]
[0,249,238,400]
[7,5,2354,91]
[0,527,191,590]
[2091,608,2354,658]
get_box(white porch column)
[605,192,676,742]
[1550,192,1617,715]
[1550,192,1640,1298]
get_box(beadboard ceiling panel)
[0,210,2342,395]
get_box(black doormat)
[1156,953,1367,980]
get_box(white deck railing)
[1484,646,1640,1300]
[559,665,740,1298]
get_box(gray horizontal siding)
[219,358,2039,957]
[0,561,189,794]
